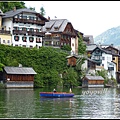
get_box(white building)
[91,46,116,79]
[2,7,48,48]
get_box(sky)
[24,1,120,38]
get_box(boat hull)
[40,92,74,98]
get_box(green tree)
[95,69,109,85]
[61,44,71,51]
[0,63,4,71]
[0,1,26,13]
[40,6,46,16]
[29,7,35,11]
[63,67,78,88]
[78,32,87,55]
[75,32,87,85]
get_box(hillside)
[94,26,120,46]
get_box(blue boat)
[40,92,74,98]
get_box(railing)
[0,30,10,34]
[42,37,60,41]
[13,30,27,35]
[13,30,45,36]
[14,18,45,25]
[28,31,45,36]
[108,67,114,71]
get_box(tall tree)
[75,32,87,85]
[40,6,46,16]
[78,32,86,55]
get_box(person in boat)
[69,88,72,93]
[53,89,56,93]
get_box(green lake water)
[0,87,120,119]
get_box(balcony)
[13,18,45,26]
[27,31,45,37]
[92,59,102,65]
[13,30,27,35]
[42,37,60,41]
[108,67,114,71]
[0,30,10,34]
[13,30,45,37]
[44,44,60,48]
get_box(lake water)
[0,87,120,119]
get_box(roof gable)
[92,46,112,55]
[2,8,48,21]
[42,19,71,33]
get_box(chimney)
[13,7,16,12]
[48,16,50,20]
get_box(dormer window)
[46,27,50,31]
[54,26,59,31]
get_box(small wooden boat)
[40,92,74,98]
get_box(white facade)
[101,53,116,79]
[71,37,76,55]
[2,12,44,48]
[82,59,96,75]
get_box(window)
[22,27,27,31]
[7,40,10,43]
[113,57,115,60]
[14,36,19,41]
[95,49,100,54]
[102,57,105,60]
[22,36,27,42]
[29,28,34,31]
[23,45,26,47]
[36,38,41,43]
[29,16,34,20]
[30,45,33,48]
[95,56,100,60]
[29,37,34,42]
[22,16,27,19]
[61,42,63,45]
[3,40,5,43]
[36,29,39,32]
[14,27,19,30]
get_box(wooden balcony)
[13,30,27,35]
[13,18,45,26]
[0,30,10,34]
[27,31,45,37]
[13,30,45,37]
[42,37,60,41]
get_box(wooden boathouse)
[2,66,37,88]
[82,75,104,88]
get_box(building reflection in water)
[6,88,35,118]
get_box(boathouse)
[66,55,78,67]
[82,75,104,88]
[2,66,37,88]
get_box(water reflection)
[1,88,35,118]
[1,88,120,118]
